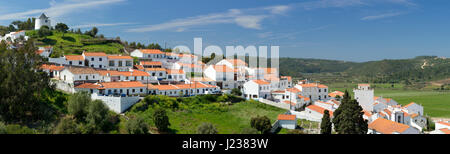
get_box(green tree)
[125,116,149,134]
[0,39,56,124]
[85,100,113,133]
[320,110,332,134]
[332,90,368,134]
[67,91,91,122]
[197,123,218,134]
[250,116,272,134]
[54,116,80,134]
[55,23,69,36]
[231,88,242,96]
[38,25,52,37]
[91,27,98,37]
[153,108,170,132]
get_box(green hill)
[279,56,450,83]
[26,30,125,57]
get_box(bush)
[153,108,170,132]
[67,91,91,122]
[231,88,242,96]
[197,123,218,134]
[125,116,149,134]
[0,123,35,134]
[250,116,272,134]
[54,116,80,134]
[85,100,114,133]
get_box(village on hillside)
[2,13,449,135]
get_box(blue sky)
[0,0,449,62]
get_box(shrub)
[197,123,218,134]
[125,116,149,134]
[153,108,170,132]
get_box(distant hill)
[279,56,450,83]
[26,30,125,57]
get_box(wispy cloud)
[257,25,333,40]
[126,5,289,32]
[361,12,405,20]
[71,22,134,29]
[0,0,125,21]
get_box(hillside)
[279,56,450,83]
[26,30,125,57]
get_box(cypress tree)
[332,90,368,134]
[320,110,332,134]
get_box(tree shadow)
[41,38,57,45]
[62,36,76,42]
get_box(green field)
[328,83,450,118]
[126,97,287,134]
[26,30,124,57]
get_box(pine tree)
[332,90,368,134]
[320,110,332,134]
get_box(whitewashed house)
[204,65,237,89]
[59,67,100,85]
[277,114,297,130]
[40,64,64,78]
[243,80,271,99]
[145,68,167,80]
[36,46,53,58]
[83,52,108,69]
[131,49,166,60]
[107,55,133,71]
[294,83,329,102]
[75,81,147,96]
[166,69,186,82]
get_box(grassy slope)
[26,30,124,56]
[130,101,286,134]
[329,83,450,118]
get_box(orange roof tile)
[41,64,64,71]
[140,49,164,54]
[277,114,296,121]
[437,121,450,127]
[100,81,145,89]
[145,68,166,72]
[439,128,450,134]
[75,83,101,89]
[190,77,214,82]
[167,69,185,74]
[286,87,301,93]
[65,55,84,61]
[358,84,371,87]
[404,102,416,108]
[140,61,162,66]
[252,80,270,85]
[328,91,344,97]
[107,55,133,60]
[299,83,328,88]
[280,76,292,81]
[368,118,410,134]
[306,105,333,117]
[134,65,144,70]
[83,52,107,57]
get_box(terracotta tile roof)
[83,52,107,57]
[190,77,214,82]
[252,80,270,85]
[145,68,166,72]
[107,55,133,60]
[100,81,145,89]
[298,83,328,88]
[277,114,296,121]
[358,84,371,87]
[286,87,301,93]
[306,105,333,117]
[140,61,162,66]
[65,55,84,61]
[439,128,450,134]
[280,76,292,81]
[41,64,64,71]
[437,121,450,127]
[383,109,392,116]
[97,70,149,77]
[65,67,98,74]
[368,118,410,134]
[329,99,340,105]
[328,91,344,98]
[298,95,310,101]
[271,90,285,94]
[374,96,380,100]
[134,65,144,70]
[152,82,217,90]
[75,83,101,89]
[410,113,419,118]
[167,69,185,74]
[404,102,417,108]
[140,49,164,54]
[212,65,236,73]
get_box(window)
[69,61,72,65]
[126,77,129,80]
[92,75,95,79]
[159,73,163,76]
[85,76,88,80]
[319,89,321,93]
[109,61,114,66]
[79,61,82,65]
[99,58,102,61]
[152,73,156,76]
[132,89,135,93]
[126,61,132,66]
[99,65,102,68]
[118,61,123,67]
[91,58,94,61]
[91,65,94,67]
[140,89,143,92]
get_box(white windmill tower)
[35,13,51,30]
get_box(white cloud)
[0,0,125,21]
[126,5,292,32]
[361,12,405,20]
